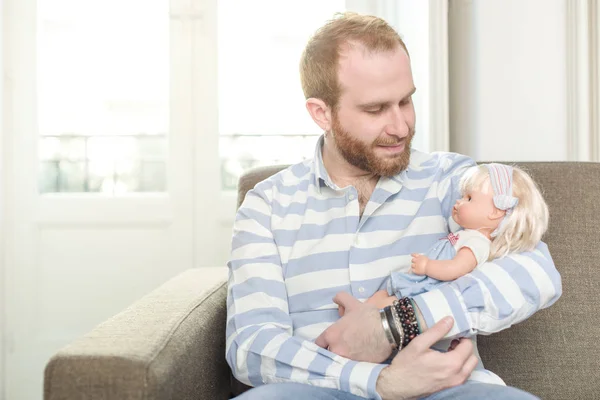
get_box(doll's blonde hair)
[459,164,549,260]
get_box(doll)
[383,162,549,300]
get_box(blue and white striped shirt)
[225,135,562,399]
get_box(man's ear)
[488,208,506,221]
[306,98,332,131]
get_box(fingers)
[448,339,460,352]
[314,332,329,349]
[448,338,474,364]
[333,291,361,312]
[459,354,479,383]
[338,305,345,317]
[409,316,454,350]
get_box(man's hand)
[411,253,430,275]
[376,317,478,400]
[338,290,396,317]
[315,292,392,363]
[365,290,396,309]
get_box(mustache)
[374,138,402,146]
[373,129,415,147]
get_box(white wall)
[449,0,568,161]
[0,0,5,393]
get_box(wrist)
[379,309,396,348]
[376,366,393,400]
[422,259,430,274]
[376,366,407,400]
[410,299,428,332]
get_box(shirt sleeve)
[226,185,386,400]
[456,230,490,266]
[413,154,563,339]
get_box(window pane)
[36,0,169,194]
[137,136,168,159]
[39,161,60,193]
[218,1,344,189]
[220,135,319,191]
[139,161,167,192]
[58,161,86,192]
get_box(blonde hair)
[299,12,409,110]
[460,164,549,260]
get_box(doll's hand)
[411,253,429,275]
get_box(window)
[36,0,169,194]
[33,0,446,196]
[217,0,345,190]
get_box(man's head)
[301,12,416,177]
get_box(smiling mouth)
[376,138,404,147]
[376,140,405,154]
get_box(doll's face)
[452,181,505,231]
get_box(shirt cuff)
[412,284,474,338]
[340,361,387,399]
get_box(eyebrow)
[358,87,417,109]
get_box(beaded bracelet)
[393,297,421,347]
[389,303,405,350]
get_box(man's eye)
[366,108,383,115]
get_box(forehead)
[470,180,493,197]
[337,42,414,104]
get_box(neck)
[322,134,377,187]
[478,228,494,240]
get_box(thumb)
[333,292,361,312]
[409,316,454,350]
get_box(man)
[225,12,561,400]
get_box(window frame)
[566,0,600,161]
[3,0,197,226]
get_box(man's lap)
[233,381,540,400]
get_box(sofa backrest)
[235,161,600,400]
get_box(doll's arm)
[411,247,478,281]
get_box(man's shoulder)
[249,159,314,201]
[408,149,476,174]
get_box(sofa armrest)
[44,267,230,400]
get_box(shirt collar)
[313,134,336,193]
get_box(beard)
[330,112,414,177]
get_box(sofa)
[44,162,600,400]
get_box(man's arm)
[226,186,386,399]
[412,153,563,338]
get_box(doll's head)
[457,163,549,259]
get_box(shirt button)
[349,194,355,200]
[358,287,365,293]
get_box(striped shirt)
[225,135,562,399]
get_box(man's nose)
[388,105,410,137]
